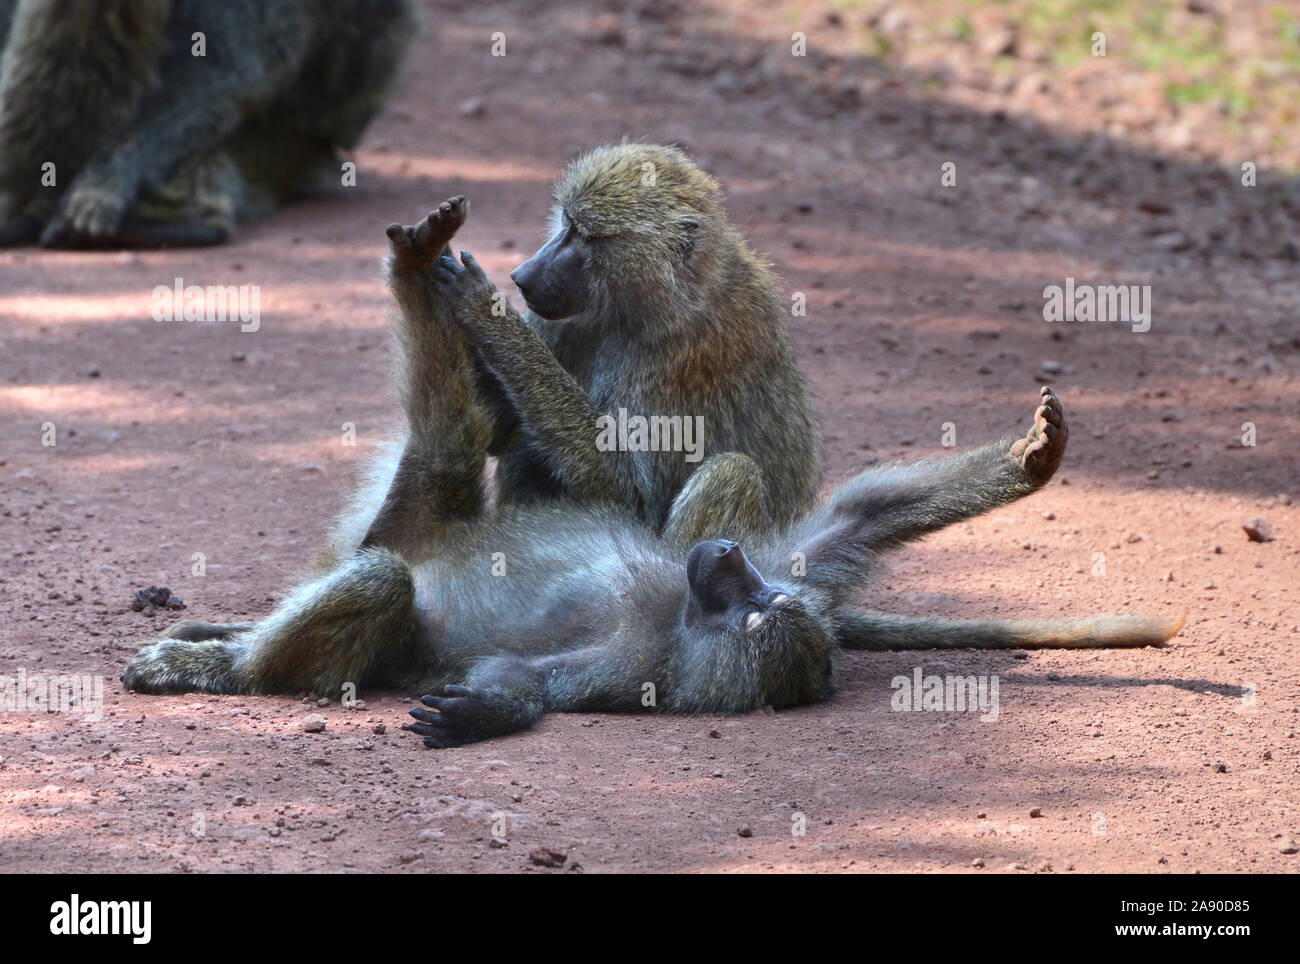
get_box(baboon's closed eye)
[509,210,590,320]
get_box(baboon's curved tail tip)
[837,609,1187,650]
[1073,610,1186,648]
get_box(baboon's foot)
[385,195,469,273]
[40,182,129,248]
[1010,385,1068,485]
[121,638,242,695]
[408,685,528,748]
[162,619,256,642]
[122,639,245,696]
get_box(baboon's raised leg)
[662,452,767,551]
[347,199,492,562]
[130,205,497,696]
[123,549,417,696]
[798,388,1067,569]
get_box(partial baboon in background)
[0,0,414,247]
[122,206,1183,747]
[424,144,821,551]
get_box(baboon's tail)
[836,610,1185,650]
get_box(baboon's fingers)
[385,222,406,242]
[458,250,486,279]
[420,693,466,713]
[434,255,464,283]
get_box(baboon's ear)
[677,218,700,260]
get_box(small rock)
[971,857,985,868]
[738,826,754,838]
[301,714,327,733]
[1040,360,1063,374]
[373,723,386,735]
[979,27,1017,59]
[1279,838,1299,855]
[1029,807,1043,818]
[418,829,445,841]
[529,847,567,868]
[1152,230,1193,252]
[457,97,486,118]
[398,851,424,864]
[1243,518,1273,542]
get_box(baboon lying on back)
[331,144,821,558]
[122,206,1183,747]
[0,0,413,247]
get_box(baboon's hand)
[431,250,500,338]
[385,196,469,274]
[408,684,516,748]
[40,180,130,248]
[1010,385,1068,485]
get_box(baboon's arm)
[41,7,313,245]
[409,646,648,747]
[358,206,492,559]
[433,251,638,511]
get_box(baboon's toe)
[390,196,469,270]
[1012,386,1067,483]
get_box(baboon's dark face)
[684,539,792,633]
[511,210,589,320]
[682,539,834,706]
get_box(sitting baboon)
[395,144,821,550]
[0,0,414,247]
[121,207,1183,747]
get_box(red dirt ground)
[1,0,1297,873]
